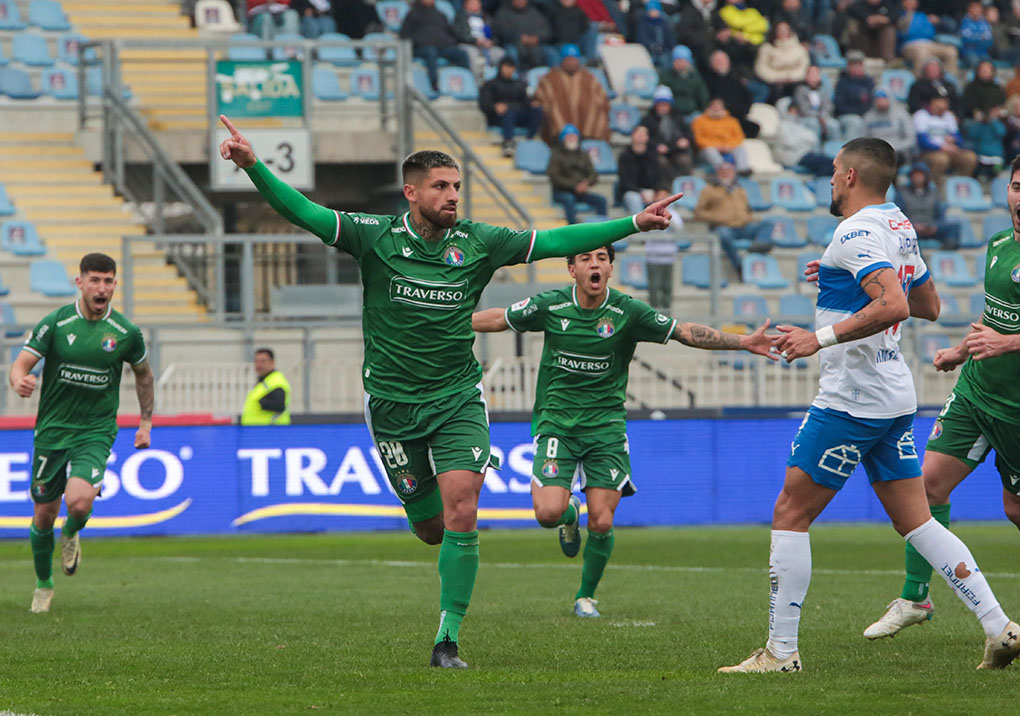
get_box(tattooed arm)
[673,320,777,358]
[131,359,154,449]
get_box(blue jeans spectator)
[716,221,772,274]
[553,190,608,224]
[414,45,472,90]
[301,14,336,38]
[493,106,544,142]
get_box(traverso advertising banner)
[0,418,1009,537]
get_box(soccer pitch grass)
[2,525,1019,716]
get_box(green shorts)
[926,391,1020,494]
[532,432,635,496]
[365,384,497,523]
[31,441,111,504]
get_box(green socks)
[555,502,577,527]
[62,508,91,537]
[576,528,614,600]
[435,529,479,645]
[901,503,951,602]
[30,523,54,589]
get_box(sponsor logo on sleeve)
[510,298,530,312]
[351,215,380,225]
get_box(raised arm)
[8,349,40,398]
[907,275,940,321]
[673,319,777,359]
[131,359,154,449]
[472,308,510,333]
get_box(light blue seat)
[41,66,77,99]
[618,256,648,289]
[0,269,8,296]
[975,254,985,282]
[0,67,40,99]
[946,176,991,211]
[2,221,45,255]
[764,216,805,248]
[811,176,832,207]
[526,66,548,94]
[30,260,75,297]
[682,253,727,288]
[807,215,839,246]
[0,44,6,66]
[350,67,380,100]
[514,140,550,174]
[589,67,616,100]
[742,253,790,289]
[797,251,821,281]
[733,294,769,323]
[582,139,616,174]
[0,0,27,30]
[411,64,437,99]
[920,333,952,363]
[933,33,961,49]
[228,33,265,61]
[271,33,305,61]
[317,33,360,67]
[84,66,132,99]
[57,33,90,66]
[949,216,981,248]
[312,65,346,101]
[438,66,478,101]
[992,176,1009,206]
[821,139,842,158]
[770,177,815,212]
[376,0,409,32]
[930,251,976,287]
[738,177,771,211]
[609,103,640,135]
[362,32,396,62]
[970,292,985,316]
[623,67,657,99]
[436,0,455,22]
[779,293,815,328]
[12,33,53,67]
[880,69,913,103]
[810,34,846,69]
[671,175,705,210]
[0,184,13,216]
[983,213,1011,240]
[939,294,969,327]
[1,301,23,336]
[29,0,69,30]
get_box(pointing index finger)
[651,192,683,210]
[219,114,240,138]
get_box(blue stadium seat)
[84,66,131,100]
[682,253,727,288]
[317,33,360,67]
[806,215,839,246]
[948,216,980,248]
[350,67,381,100]
[991,176,1009,206]
[742,253,790,289]
[12,34,53,67]
[975,254,985,282]
[880,69,913,103]
[438,67,478,101]
[810,34,846,69]
[764,216,805,248]
[227,33,265,61]
[0,0,26,30]
[0,268,8,296]
[671,175,705,210]
[57,33,90,66]
[28,0,69,30]
[609,103,640,135]
[983,213,1011,240]
[589,67,616,100]
[514,140,550,174]
[946,176,991,211]
[770,177,815,212]
[582,139,617,174]
[920,334,952,363]
[0,67,40,99]
[779,293,815,328]
[618,256,648,289]
[2,221,45,255]
[797,251,821,281]
[810,176,831,207]
[41,66,77,100]
[526,66,548,94]
[938,294,969,327]
[0,301,24,337]
[0,44,7,67]
[30,260,74,297]
[623,67,657,100]
[930,251,976,287]
[361,32,396,62]
[410,64,437,99]
[738,177,771,211]
[271,33,305,61]
[933,33,961,49]
[435,0,455,22]
[821,139,842,158]
[312,65,346,101]
[733,294,769,324]
[375,0,409,32]
[970,292,985,317]
[0,184,13,216]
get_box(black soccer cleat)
[430,637,468,669]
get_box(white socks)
[905,518,1010,637]
[767,529,811,659]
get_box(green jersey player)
[218,115,684,668]
[471,244,774,617]
[8,253,154,614]
[864,155,1020,641]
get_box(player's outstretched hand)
[964,322,1014,361]
[742,319,779,360]
[770,324,820,362]
[219,114,256,169]
[14,373,36,398]
[134,422,151,449]
[803,259,820,283]
[634,192,682,232]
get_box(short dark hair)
[1009,155,1020,183]
[567,244,616,265]
[840,137,897,194]
[255,348,275,361]
[402,150,460,185]
[499,57,516,69]
[80,253,116,275]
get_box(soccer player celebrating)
[471,245,774,617]
[720,138,1020,673]
[9,253,153,614]
[863,155,1020,640]
[218,115,682,668]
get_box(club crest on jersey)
[541,459,559,478]
[101,333,117,352]
[1012,264,1020,283]
[443,246,465,266]
[930,420,943,441]
[595,318,615,338]
[396,473,418,494]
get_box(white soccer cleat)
[559,495,581,558]
[977,620,1020,670]
[863,598,934,639]
[60,531,81,576]
[30,587,53,613]
[574,597,600,618]
[718,646,802,673]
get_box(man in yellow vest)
[241,348,291,425]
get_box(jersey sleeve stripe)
[21,346,43,358]
[661,318,677,344]
[912,270,930,288]
[853,260,894,282]
[504,307,523,333]
[130,349,149,365]
[327,210,341,246]
[523,229,537,263]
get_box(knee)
[587,513,614,534]
[1004,501,1020,531]
[534,505,563,528]
[416,525,444,545]
[65,496,92,518]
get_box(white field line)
[1,711,45,716]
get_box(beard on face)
[421,202,457,229]
[829,194,843,218]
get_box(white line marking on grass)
[610,620,657,628]
[1,710,45,716]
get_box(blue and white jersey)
[814,202,930,419]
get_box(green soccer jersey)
[23,301,147,449]
[955,229,1020,425]
[314,210,535,402]
[504,285,677,436]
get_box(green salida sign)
[215,60,304,118]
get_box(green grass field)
[2,524,1019,716]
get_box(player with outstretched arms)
[863,154,1020,640]
[720,138,1020,673]
[8,253,153,614]
[218,115,683,668]
[472,244,775,617]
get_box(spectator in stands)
[773,113,833,175]
[703,50,760,138]
[893,161,960,249]
[792,64,840,141]
[753,20,809,101]
[715,0,768,76]
[247,0,300,39]
[691,97,751,174]
[771,0,813,45]
[547,124,608,224]
[847,0,900,62]
[548,0,598,61]
[833,50,874,140]
[963,60,1007,120]
[293,0,336,38]
[401,0,472,92]
[333,0,380,38]
[1007,66,1020,100]
[1004,95,1020,160]
[896,0,959,78]
[658,45,709,117]
[965,106,1007,181]
[987,6,1018,66]
[454,0,506,77]
[914,92,978,187]
[908,57,962,115]
[493,0,557,71]
[694,162,770,275]
[999,3,1020,66]
[241,348,291,426]
[535,44,610,143]
[479,58,544,155]
[641,85,695,177]
[675,0,715,67]
[960,0,994,69]
[634,0,676,69]
[864,89,916,165]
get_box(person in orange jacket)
[690,97,750,174]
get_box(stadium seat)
[362,32,396,63]
[0,67,40,99]
[350,67,381,100]
[623,67,657,100]
[317,33,359,67]
[41,66,77,100]
[933,33,961,49]
[30,260,75,297]
[194,0,242,34]
[779,293,814,328]
[810,35,846,69]
[410,64,437,99]
[271,33,304,60]
[435,0,455,22]
[938,294,969,327]
[609,103,641,135]
[438,67,478,101]
[589,67,616,100]
[770,177,815,212]
[682,253,727,288]
[811,176,832,207]
[949,216,981,248]
[982,213,1011,239]
[821,139,843,158]
[920,334,952,363]
[733,294,769,324]
[0,0,27,30]
[991,176,1009,206]
[0,184,13,216]
[12,33,54,67]
[0,44,6,67]
[797,251,821,281]
[946,176,991,211]
[84,66,131,100]
[975,254,985,282]
[375,0,409,32]
[747,103,779,139]
[2,221,45,255]
[742,253,790,289]
[0,269,8,296]
[526,66,549,94]
[764,216,805,248]
[880,69,913,103]
[738,177,771,211]
[744,139,782,174]
[930,251,976,287]
[618,256,648,289]
[671,175,705,210]
[28,0,69,30]
[582,139,617,174]
[312,65,346,101]
[969,292,985,317]
[0,300,20,337]
[806,215,839,246]
[514,140,550,174]
[57,33,90,66]
[227,33,265,61]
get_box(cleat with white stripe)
[60,531,81,576]
[864,598,933,639]
[559,495,581,558]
